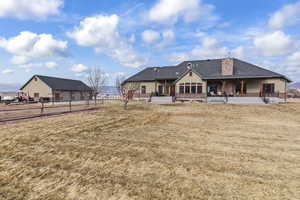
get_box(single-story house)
[20,75,92,101]
[122,58,291,101]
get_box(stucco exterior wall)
[263,78,286,92]
[123,81,158,98]
[247,79,260,93]
[53,90,90,101]
[21,76,53,98]
[138,82,157,94]
[175,72,207,94]
[246,78,286,94]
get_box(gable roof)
[124,58,291,83]
[20,75,91,91]
[173,68,204,84]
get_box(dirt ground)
[287,98,300,103]
[0,101,300,200]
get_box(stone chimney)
[222,58,233,76]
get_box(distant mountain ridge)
[0,83,21,92]
[288,82,300,89]
[101,86,119,94]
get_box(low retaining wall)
[151,96,173,104]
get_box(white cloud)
[0,31,68,62]
[148,0,217,25]
[10,55,30,65]
[129,34,136,43]
[254,31,294,56]
[287,51,300,74]
[231,46,245,59]
[45,61,58,69]
[0,0,63,20]
[67,14,145,68]
[169,52,190,63]
[269,1,300,29]
[287,51,300,65]
[115,72,126,77]
[169,36,245,63]
[1,69,14,74]
[75,73,85,77]
[142,30,160,44]
[19,62,43,70]
[191,36,228,59]
[162,30,175,41]
[67,14,119,47]
[71,64,88,73]
[157,29,175,48]
[17,61,59,71]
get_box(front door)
[158,85,163,95]
[170,85,175,96]
[262,83,275,96]
[55,93,60,101]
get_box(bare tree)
[115,75,140,109]
[87,67,106,105]
[115,75,125,96]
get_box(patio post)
[165,80,167,96]
[241,80,244,96]
[206,81,208,103]
[222,80,226,94]
[260,80,263,97]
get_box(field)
[0,101,300,200]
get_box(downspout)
[285,79,287,102]
[206,81,208,103]
[52,90,54,105]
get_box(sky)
[0,0,300,87]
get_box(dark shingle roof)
[125,58,291,82]
[21,75,91,91]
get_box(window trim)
[185,83,191,93]
[197,84,203,94]
[178,82,203,94]
[263,83,275,94]
[141,85,146,94]
[34,93,39,98]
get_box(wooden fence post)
[41,102,44,115]
[69,100,72,112]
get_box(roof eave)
[174,68,203,84]
[203,75,291,81]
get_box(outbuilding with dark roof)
[20,75,92,101]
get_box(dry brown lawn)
[0,101,300,200]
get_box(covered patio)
[207,79,248,97]
[206,79,282,98]
[154,80,175,97]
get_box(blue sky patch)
[0,0,299,86]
